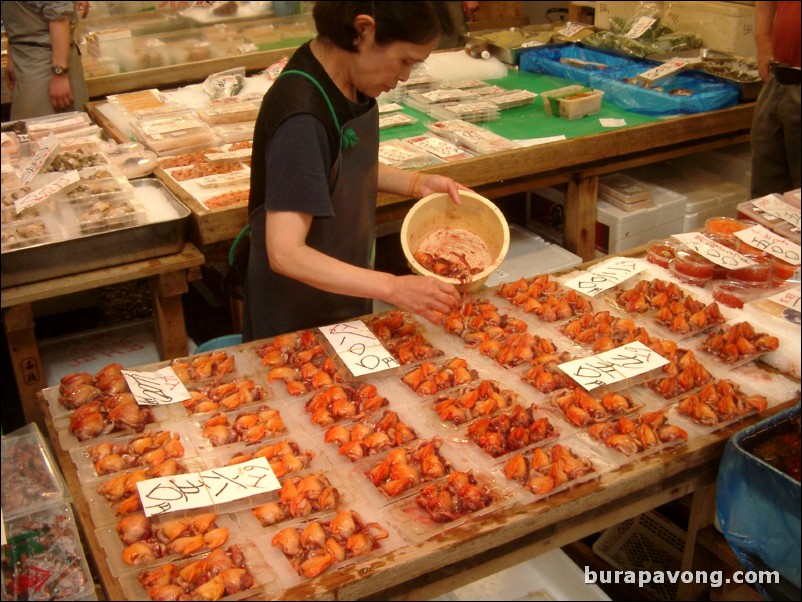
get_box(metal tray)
[465,25,556,64]
[1,178,190,288]
[649,48,762,101]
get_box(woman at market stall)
[243,1,468,342]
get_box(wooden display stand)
[2,242,205,429]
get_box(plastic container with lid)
[711,280,759,309]
[770,256,798,285]
[705,216,755,235]
[729,255,772,287]
[671,245,715,282]
[669,258,711,287]
[541,85,605,120]
[646,238,677,269]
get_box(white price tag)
[734,225,801,265]
[558,340,670,391]
[752,195,801,228]
[121,367,190,406]
[637,59,695,84]
[14,170,79,214]
[20,134,60,186]
[672,232,757,270]
[559,22,593,37]
[564,257,647,297]
[136,457,280,517]
[320,321,400,376]
[624,16,657,39]
[768,287,801,312]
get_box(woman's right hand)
[389,274,461,325]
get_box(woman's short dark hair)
[313,1,457,52]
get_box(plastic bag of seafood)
[1,501,96,601]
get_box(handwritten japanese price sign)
[20,134,60,186]
[121,367,190,406]
[769,287,801,312]
[752,194,801,228]
[136,457,280,517]
[320,321,400,377]
[672,232,756,270]
[734,225,801,265]
[14,170,79,215]
[557,340,669,391]
[564,257,647,297]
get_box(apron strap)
[277,69,359,149]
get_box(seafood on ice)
[502,443,596,496]
[587,410,688,456]
[700,321,780,364]
[561,310,652,355]
[400,357,478,397]
[430,379,519,426]
[644,338,713,400]
[96,460,189,518]
[521,351,580,393]
[170,351,236,384]
[366,311,444,365]
[323,410,417,462]
[225,439,315,479]
[87,430,186,477]
[181,378,270,415]
[270,510,390,578]
[415,471,499,523]
[67,393,155,442]
[551,388,639,427]
[439,298,528,348]
[675,379,769,427]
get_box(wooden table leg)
[149,269,192,360]
[564,175,598,262]
[677,484,717,600]
[3,303,46,429]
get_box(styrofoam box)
[431,548,610,601]
[485,224,581,288]
[593,1,756,58]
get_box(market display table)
[2,242,205,427]
[34,243,799,601]
[85,76,754,262]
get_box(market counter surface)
[35,244,799,601]
[85,70,754,262]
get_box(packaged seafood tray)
[120,541,274,601]
[419,379,524,431]
[299,380,398,434]
[558,309,657,356]
[69,423,199,484]
[451,402,568,469]
[244,329,352,400]
[385,74,440,102]
[425,119,518,155]
[485,89,538,110]
[383,469,521,544]
[694,321,781,369]
[24,110,93,139]
[2,177,191,289]
[81,455,208,528]
[202,436,326,481]
[541,85,604,120]
[649,49,762,101]
[578,408,697,465]
[492,435,618,505]
[45,149,111,173]
[106,89,166,115]
[1,501,96,602]
[394,356,481,399]
[63,195,145,236]
[401,133,475,163]
[163,158,249,185]
[318,407,426,467]
[164,374,275,420]
[96,509,245,577]
[255,504,405,588]
[495,274,596,325]
[189,401,305,455]
[349,436,475,507]
[236,467,360,537]
[548,386,648,429]
[405,88,482,111]
[642,340,715,402]
[168,348,242,385]
[364,310,447,366]
[519,349,585,397]
[378,112,418,130]
[196,101,261,126]
[214,121,257,144]
[1,423,68,517]
[607,278,726,341]
[598,173,653,206]
[132,114,220,156]
[57,172,134,206]
[667,378,778,434]
[428,101,501,124]
[378,139,444,170]
[57,128,109,154]
[0,216,52,251]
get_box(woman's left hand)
[414,173,472,206]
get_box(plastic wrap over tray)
[1,178,190,288]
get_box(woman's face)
[350,17,440,98]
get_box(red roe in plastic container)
[646,239,677,269]
[712,281,757,309]
[729,256,772,286]
[705,233,739,279]
[771,256,797,285]
[671,245,715,281]
[705,217,755,235]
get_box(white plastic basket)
[592,511,686,601]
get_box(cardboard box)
[594,1,756,58]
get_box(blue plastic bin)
[194,334,242,353]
